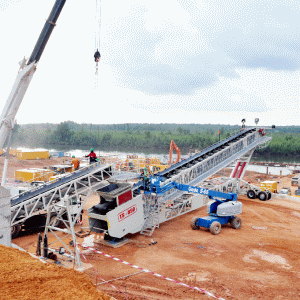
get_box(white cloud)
[0,0,299,127]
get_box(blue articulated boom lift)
[146,176,243,235]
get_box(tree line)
[11,121,300,157]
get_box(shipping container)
[16,151,50,160]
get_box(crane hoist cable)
[94,0,101,75]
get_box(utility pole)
[90,124,92,146]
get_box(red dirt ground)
[3,157,300,299]
[14,190,300,300]
[73,194,300,300]
[0,244,113,300]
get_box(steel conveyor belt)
[11,163,112,207]
[156,128,257,180]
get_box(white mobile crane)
[0,0,67,247]
[0,0,66,186]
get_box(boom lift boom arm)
[149,177,238,202]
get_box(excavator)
[168,140,181,165]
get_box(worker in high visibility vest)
[71,155,80,170]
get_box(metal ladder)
[140,196,167,236]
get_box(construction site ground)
[0,155,70,179]
[0,244,113,300]
[6,158,299,300]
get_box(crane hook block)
[94,49,101,62]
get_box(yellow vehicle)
[149,164,169,173]
[260,181,277,193]
[122,156,168,173]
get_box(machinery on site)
[88,176,242,239]
[0,0,67,246]
[149,177,242,235]
[245,182,273,201]
[190,198,242,235]
[0,0,66,187]
[168,140,181,165]
[1,0,273,263]
[87,127,272,242]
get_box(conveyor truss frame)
[140,129,271,236]
[10,163,113,226]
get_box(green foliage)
[255,132,300,156]
[51,122,74,144]
[11,122,300,157]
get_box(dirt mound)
[0,244,113,300]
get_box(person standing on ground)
[71,155,80,170]
[86,148,97,164]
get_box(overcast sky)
[0,0,299,126]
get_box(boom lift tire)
[210,221,221,235]
[258,191,268,201]
[230,217,242,229]
[11,224,21,239]
[247,190,256,199]
[190,217,199,230]
[267,192,272,200]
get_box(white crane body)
[0,0,66,247]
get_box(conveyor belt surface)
[11,163,112,207]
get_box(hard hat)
[90,148,94,152]
[72,155,75,158]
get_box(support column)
[0,186,11,247]
[231,161,241,178]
